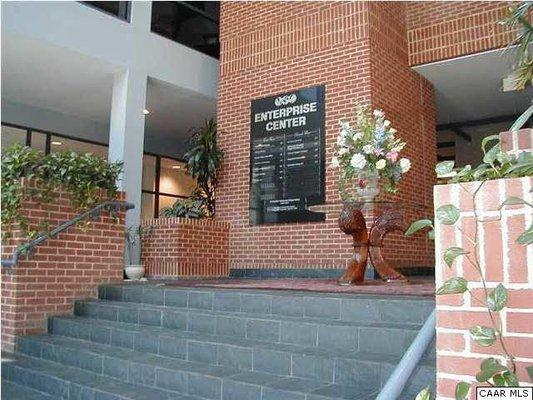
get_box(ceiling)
[1,33,216,157]
[414,48,532,125]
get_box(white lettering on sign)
[476,387,532,400]
[254,102,318,132]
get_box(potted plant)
[184,118,224,218]
[124,225,152,280]
[331,105,411,201]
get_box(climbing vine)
[409,137,533,399]
[1,144,123,241]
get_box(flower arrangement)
[331,105,411,199]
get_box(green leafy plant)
[500,2,532,91]
[1,144,122,241]
[159,193,206,219]
[408,138,532,399]
[183,118,224,217]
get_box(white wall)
[1,1,219,100]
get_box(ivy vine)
[1,144,123,242]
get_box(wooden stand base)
[338,203,407,285]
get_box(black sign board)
[249,85,326,225]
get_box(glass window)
[31,131,47,152]
[82,2,130,21]
[141,192,155,220]
[159,157,196,197]
[151,1,219,59]
[1,125,27,151]
[50,136,107,158]
[158,195,180,215]
[142,155,157,192]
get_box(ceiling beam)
[451,127,472,142]
[437,114,521,131]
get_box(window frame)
[1,122,190,219]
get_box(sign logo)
[274,93,297,106]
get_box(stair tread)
[20,334,242,378]
[49,315,437,366]
[1,380,56,400]
[79,298,427,330]
[104,282,435,302]
[4,350,382,399]
[2,352,185,400]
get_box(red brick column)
[1,182,126,352]
[141,218,229,278]
[217,2,435,272]
[434,177,533,398]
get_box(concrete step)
[8,343,383,400]
[98,284,435,326]
[73,299,432,358]
[1,380,56,400]
[47,315,434,388]
[1,352,184,400]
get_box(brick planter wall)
[1,181,126,352]
[141,218,230,278]
[434,176,533,398]
[217,2,435,272]
[406,1,514,66]
[500,128,533,155]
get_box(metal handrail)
[1,200,134,269]
[376,309,436,399]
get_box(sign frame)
[248,84,326,226]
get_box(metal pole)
[376,309,436,400]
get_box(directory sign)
[249,85,326,225]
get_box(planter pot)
[125,265,145,280]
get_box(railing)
[376,309,436,399]
[1,200,134,269]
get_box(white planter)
[124,265,145,280]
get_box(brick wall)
[434,176,533,398]
[500,128,533,155]
[406,1,514,66]
[1,181,126,352]
[141,218,229,278]
[217,1,435,271]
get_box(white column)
[129,1,152,32]
[108,68,147,228]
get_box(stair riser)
[74,301,422,357]
[44,322,398,385]
[3,362,154,400]
[99,285,435,325]
[16,338,435,400]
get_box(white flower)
[339,121,350,130]
[331,156,340,168]
[373,109,384,118]
[376,159,387,170]
[383,120,391,127]
[337,135,346,147]
[340,128,350,138]
[352,131,363,140]
[391,142,405,152]
[400,158,411,173]
[389,128,397,135]
[338,147,349,155]
[362,144,374,154]
[350,153,367,170]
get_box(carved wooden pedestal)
[338,202,407,285]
